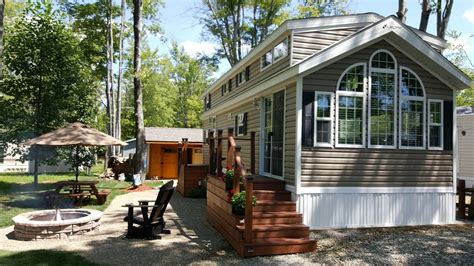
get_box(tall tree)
[397,0,407,23]
[295,0,349,18]
[419,0,433,32]
[133,0,145,180]
[0,0,4,79]
[0,2,98,186]
[436,0,453,40]
[116,0,125,155]
[106,0,115,156]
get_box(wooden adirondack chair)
[123,180,175,239]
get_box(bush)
[231,191,257,215]
[188,187,206,198]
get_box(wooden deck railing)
[208,128,256,244]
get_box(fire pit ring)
[12,209,102,241]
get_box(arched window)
[369,50,397,148]
[336,63,366,147]
[399,67,426,149]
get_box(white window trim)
[428,99,444,150]
[260,50,273,72]
[236,113,245,136]
[368,49,398,149]
[398,66,426,150]
[313,91,334,147]
[335,63,367,148]
[273,37,289,64]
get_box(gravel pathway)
[1,189,473,265]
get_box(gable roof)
[202,13,449,98]
[298,15,471,90]
[144,127,203,143]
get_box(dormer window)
[260,37,289,71]
[228,79,232,92]
[236,70,246,86]
[221,83,227,96]
[261,50,272,70]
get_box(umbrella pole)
[75,145,79,182]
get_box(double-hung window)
[336,63,366,147]
[399,67,425,149]
[369,50,397,148]
[428,100,443,149]
[314,92,333,147]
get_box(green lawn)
[0,167,163,228]
[0,250,98,265]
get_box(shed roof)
[144,127,203,143]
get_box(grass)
[0,250,98,265]
[0,163,163,228]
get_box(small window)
[235,113,247,136]
[228,79,232,92]
[261,50,272,70]
[163,148,176,153]
[245,66,250,81]
[273,38,288,62]
[209,116,217,129]
[314,92,334,147]
[221,84,227,96]
[204,94,211,110]
[428,100,443,149]
[236,71,246,86]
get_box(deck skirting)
[297,192,456,229]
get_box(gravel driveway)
[1,189,473,265]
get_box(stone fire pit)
[12,209,102,240]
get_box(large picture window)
[369,50,397,148]
[428,100,443,149]
[314,92,333,147]
[336,63,366,147]
[399,67,425,149]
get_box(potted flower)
[225,169,234,191]
[231,191,257,216]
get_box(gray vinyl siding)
[284,83,296,185]
[202,102,260,175]
[209,34,291,110]
[292,28,361,65]
[301,40,454,187]
[458,114,474,179]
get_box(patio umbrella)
[22,122,127,181]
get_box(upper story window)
[204,94,211,111]
[369,50,397,148]
[228,79,232,92]
[220,83,227,96]
[399,67,425,149]
[260,37,289,71]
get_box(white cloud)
[463,8,474,24]
[180,41,218,58]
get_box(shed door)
[161,148,178,178]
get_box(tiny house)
[145,127,203,179]
[202,12,472,235]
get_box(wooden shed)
[145,127,203,179]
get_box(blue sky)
[153,0,474,75]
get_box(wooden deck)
[207,175,317,257]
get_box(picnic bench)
[54,180,111,206]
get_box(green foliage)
[294,0,349,18]
[55,146,103,172]
[0,2,98,161]
[225,169,235,190]
[231,191,257,215]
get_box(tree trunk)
[116,0,125,155]
[436,0,453,40]
[107,0,115,156]
[133,0,145,182]
[0,0,4,79]
[33,145,39,188]
[419,0,431,32]
[397,0,407,23]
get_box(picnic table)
[55,180,111,206]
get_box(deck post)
[458,179,466,219]
[227,128,234,169]
[250,131,256,175]
[233,146,242,194]
[208,131,215,176]
[217,129,223,176]
[244,175,254,244]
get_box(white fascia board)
[409,27,447,50]
[201,67,298,119]
[297,17,472,89]
[297,186,455,194]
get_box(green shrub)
[231,191,257,215]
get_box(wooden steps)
[207,175,317,257]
